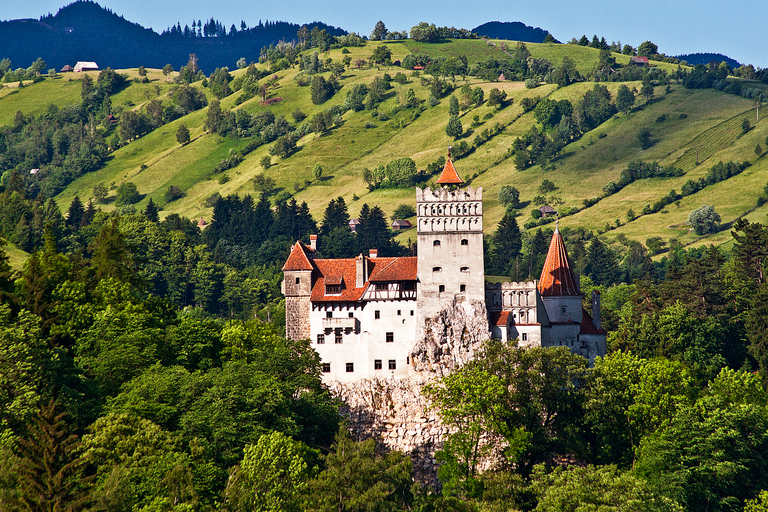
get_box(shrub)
[164,185,185,202]
[687,204,721,235]
[114,182,140,206]
[393,204,416,219]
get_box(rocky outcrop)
[409,297,490,375]
[331,297,491,485]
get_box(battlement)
[415,185,482,203]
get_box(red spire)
[282,241,314,271]
[538,228,581,296]
[436,150,464,185]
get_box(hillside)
[2,38,767,261]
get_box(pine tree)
[585,237,619,286]
[9,400,92,512]
[143,198,160,223]
[487,212,522,276]
[320,197,350,238]
[65,196,84,230]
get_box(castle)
[281,157,606,382]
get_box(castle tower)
[281,241,314,340]
[416,155,485,334]
[537,223,583,346]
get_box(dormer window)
[325,285,341,294]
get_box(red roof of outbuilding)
[538,228,581,297]
[490,310,511,326]
[436,158,464,185]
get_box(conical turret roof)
[538,226,581,296]
[436,158,464,185]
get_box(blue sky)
[6,0,767,67]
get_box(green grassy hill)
[3,39,766,260]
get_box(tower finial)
[555,214,559,233]
[447,145,453,159]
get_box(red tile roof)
[538,229,581,297]
[309,256,417,302]
[490,310,511,326]
[281,241,314,271]
[436,158,464,185]
[368,257,417,282]
[580,308,606,335]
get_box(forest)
[2,161,768,511]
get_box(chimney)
[355,254,367,288]
[369,249,378,258]
[309,234,317,251]
[591,290,601,330]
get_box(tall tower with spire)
[415,152,485,333]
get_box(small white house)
[74,62,99,72]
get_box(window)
[375,283,388,290]
[410,310,414,316]
[295,277,300,284]
[386,332,394,342]
[433,267,442,272]
[461,239,468,246]
[326,311,333,318]
[460,284,466,292]
[388,360,396,370]
[460,266,469,272]
[317,334,325,344]
[522,333,528,341]
[322,363,331,373]
[374,359,382,370]
[335,330,343,344]
[561,306,567,314]
[402,281,416,291]
[325,285,340,294]
[433,240,441,246]
[375,310,381,319]
[348,312,354,318]
[346,363,354,372]
[439,285,445,293]
[397,310,401,316]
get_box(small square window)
[397,310,401,316]
[326,311,333,318]
[335,331,343,344]
[317,334,325,344]
[461,239,468,246]
[386,332,394,342]
[388,359,396,370]
[374,359,382,370]
[322,363,330,373]
[561,306,567,314]
[433,240,441,246]
[346,363,354,372]
[375,310,381,319]
[460,284,466,292]
[439,285,445,293]
[410,310,414,316]
[522,333,528,341]
[295,277,300,284]
[348,312,354,318]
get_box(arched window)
[461,239,469,246]
[433,266,442,272]
[433,240,441,246]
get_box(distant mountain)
[0,0,346,72]
[675,52,742,69]
[471,21,554,43]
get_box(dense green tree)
[225,431,312,511]
[319,197,350,239]
[487,212,522,276]
[355,204,398,256]
[7,401,92,512]
[305,431,413,511]
[143,198,159,223]
[114,182,141,207]
[585,237,619,286]
[616,84,635,114]
[687,204,720,235]
[370,21,388,41]
[532,464,682,512]
[446,114,463,139]
[66,196,85,230]
[370,45,392,65]
[175,123,190,145]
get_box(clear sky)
[5,0,767,67]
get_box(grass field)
[3,39,765,263]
